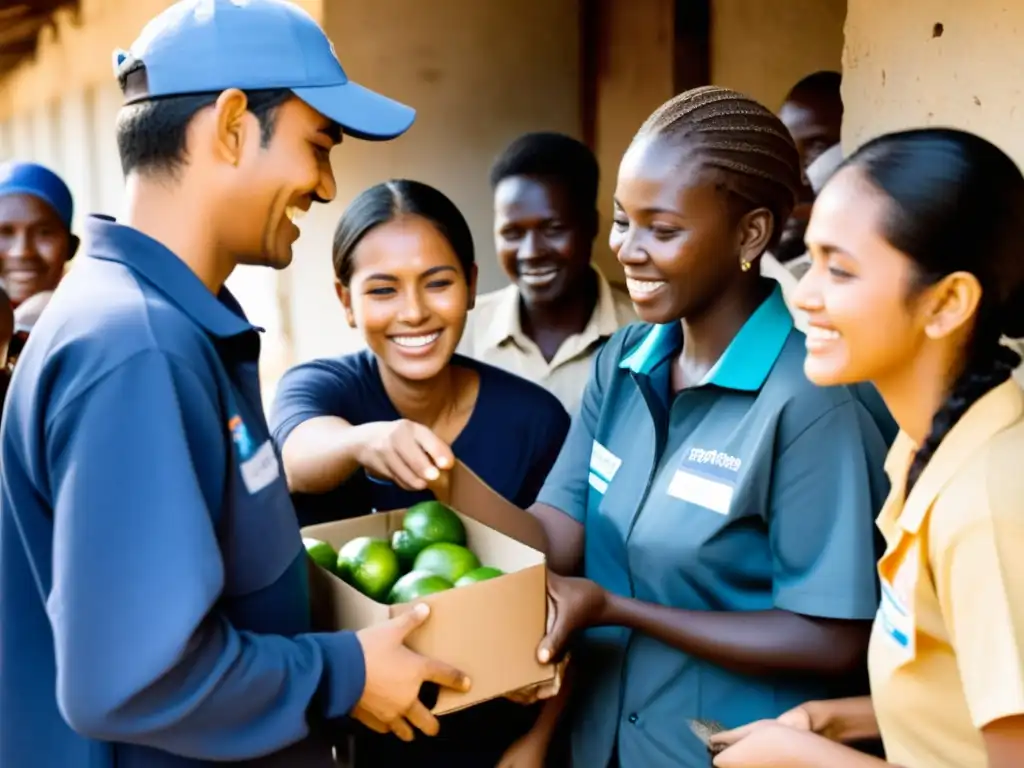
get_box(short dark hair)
[841,128,1024,495]
[114,59,292,177]
[785,71,843,109]
[333,180,475,286]
[489,132,600,212]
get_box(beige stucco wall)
[0,0,582,402]
[288,0,582,363]
[843,0,1024,162]
[711,0,847,110]
[590,0,675,281]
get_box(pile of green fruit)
[303,500,505,604]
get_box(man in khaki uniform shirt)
[459,132,635,413]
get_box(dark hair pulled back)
[840,128,1024,493]
[332,180,475,286]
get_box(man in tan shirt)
[459,132,635,413]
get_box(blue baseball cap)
[114,0,415,141]
[0,162,74,230]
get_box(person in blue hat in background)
[0,161,78,369]
[0,161,78,307]
[0,2,471,768]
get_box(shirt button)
[628,713,639,724]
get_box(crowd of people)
[1,1,1023,768]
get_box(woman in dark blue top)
[269,179,570,768]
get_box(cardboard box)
[302,460,555,714]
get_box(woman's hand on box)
[537,573,608,664]
[505,654,569,705]
[510,585,575,706]
[356,419,454,491]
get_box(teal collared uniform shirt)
[537,286,896,768]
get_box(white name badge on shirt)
[240,440,282,495]
[878,544,919,661]
[666,469,734,515]
[589,441,622,494]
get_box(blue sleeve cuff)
[774,584,880,621]
[311,631,366,720]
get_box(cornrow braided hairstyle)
[636,86,803,249]
[838,128,1024,496]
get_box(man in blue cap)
[0,161,78,307]
[0,2,469,767]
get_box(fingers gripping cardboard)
[303,461,555,714]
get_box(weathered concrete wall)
[842,0,1024,160]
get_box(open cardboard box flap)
[428,460,548,552]
[303,459,554,713]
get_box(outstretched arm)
[539,575,869,674]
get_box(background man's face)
[780,96,842,173]
[777,94,843,262]
[493,175,594,307]
[0,194,73,305]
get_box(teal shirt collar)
[619,284,794,391]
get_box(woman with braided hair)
[497,86,896,768]
[709,128,1024,768]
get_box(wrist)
[536,685,569,729]
[347,422,381,467]
[595,587,619,626]
[806,698,874,743]
[529,715,558,743]
[313,631,367,720]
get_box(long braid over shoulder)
[836,128,1024,496]
[905,317,1019,494]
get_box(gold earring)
[740,259,752,272]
